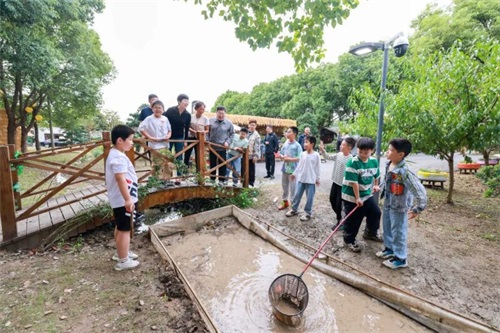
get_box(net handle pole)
[298,206,358,278]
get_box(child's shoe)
[362,231,383,243]
[382,257,408,269]
[285,210,299,217]
[112,251,139,262]
[114,258,140,271]
[376,248,394,259]
[300,214,311,221]
[278,200,290,210]
[344,241,361,253]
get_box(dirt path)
[0,172,498,332]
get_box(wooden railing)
[0,131,249,243]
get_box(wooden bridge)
[0,132,249,250]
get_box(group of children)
[278,126,428,270]
[107,121,427,271]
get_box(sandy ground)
[0,172,498,332]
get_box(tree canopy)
[385,39,500,203]
[193,0,359,71]
[0,0,115,152]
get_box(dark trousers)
[329,183,343,222]
[343,196,381,244]
[169,140,184,162]
[265,153,276,176]
[183,142,198,171]
[209,149,226,182]
[242,159,256,186]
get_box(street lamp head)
[393,35,409,57]
[349,42,384,56]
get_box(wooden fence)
[0,131,249,247]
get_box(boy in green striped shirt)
[341,137,382,252]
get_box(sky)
[93,0,452,121]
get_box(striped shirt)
[342,156,380,203]
[322,151,353,185]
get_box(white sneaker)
[112,251,139,262]
[114,258,140,271]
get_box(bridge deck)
[0,184,108,247]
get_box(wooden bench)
[419,177,446,189]
[459,168,478,174]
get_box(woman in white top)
[184,101,209,171]
[138,100,172,179]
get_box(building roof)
[203,113,296,128]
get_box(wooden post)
[9,144,22,210]
[196,132,205,186]
[125,147,135,167]
[102,131,111,171]
[242,149,249,188]
[0,145,17,241]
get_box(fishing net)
[268,274,309,326]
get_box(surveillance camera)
[393,35,409,57]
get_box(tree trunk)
[481,150,490,165]
[34,122,41,151]
[446,157,454,204]
[20,127,28,153]
[7,108,17,146]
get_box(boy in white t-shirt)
[105,125,140,271]
[138,100,172,180]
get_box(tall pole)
[376,45,390,164]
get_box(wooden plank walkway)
[0,184,108,245]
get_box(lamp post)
[349,32,409,163]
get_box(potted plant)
[457,156,481,173]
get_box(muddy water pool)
[163,219,429,333]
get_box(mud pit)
[160,217,428,333]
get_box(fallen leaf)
[58,297,64,304]
[23,280,31,288]
[53,256,59,260]
[59,316,67,320]
[151,326,158,330]
[64,289,72,293]
[139,300,145,306]
[44,310,53,316]
[42,280,49,285]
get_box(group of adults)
[137,93,283,186]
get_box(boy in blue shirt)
[278,127,302,210]
[226,128,249,186]
[377,138,427,269]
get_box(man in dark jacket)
[163,94,191,184]
[298,127,311,150]
[163,94,191,169]
[263,125,279,179]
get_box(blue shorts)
[113,206,135,231]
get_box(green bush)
[476,165,500,197]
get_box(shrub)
[476,165,500,197]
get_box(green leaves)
[189,0,358,71]
[1,0,115,152]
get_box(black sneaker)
[263,175,271,178]
[345,241,361,253]
[363,231,383,243]
[270,175,275,179]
